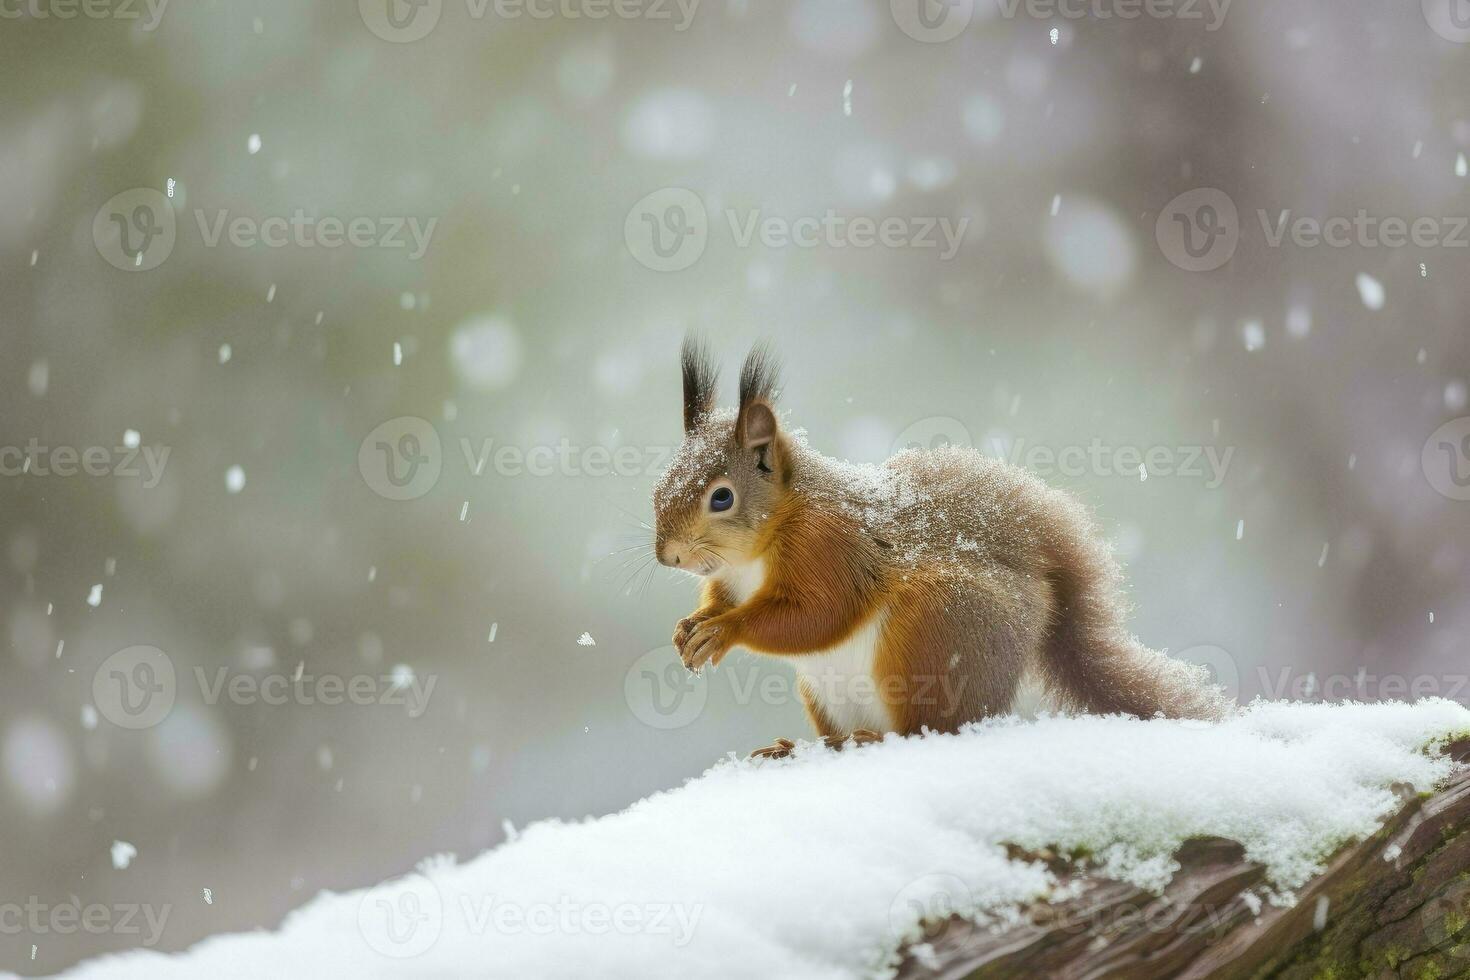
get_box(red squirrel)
[652,339,1230,757]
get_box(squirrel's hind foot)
[822,728,883,750]
[749,729,884,761]
[748,737,796,760]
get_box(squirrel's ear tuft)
[736,343,781,454]
[737,343,780,411]
[681,335,720,433]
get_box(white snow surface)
[59,700,1469,980]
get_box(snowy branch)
[61,701,1470,980]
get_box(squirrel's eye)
[709,487,735,513]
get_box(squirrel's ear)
[681,335,719,433]
[736,343,781,456]
[737,401,778,453]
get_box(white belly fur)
[792,612,891,734]
[714,559,893,734]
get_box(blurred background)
[2,0,1468,972]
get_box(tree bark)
[899,741,1470,980]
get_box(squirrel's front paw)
[680,620,732,672]
[672,613,709,654]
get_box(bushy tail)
[1039,551,1234,722]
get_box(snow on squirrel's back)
[56,700,1470,980]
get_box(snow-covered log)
[895,738,1470,979]
[56,701,1470,980]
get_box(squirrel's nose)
[658,539,687,568]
